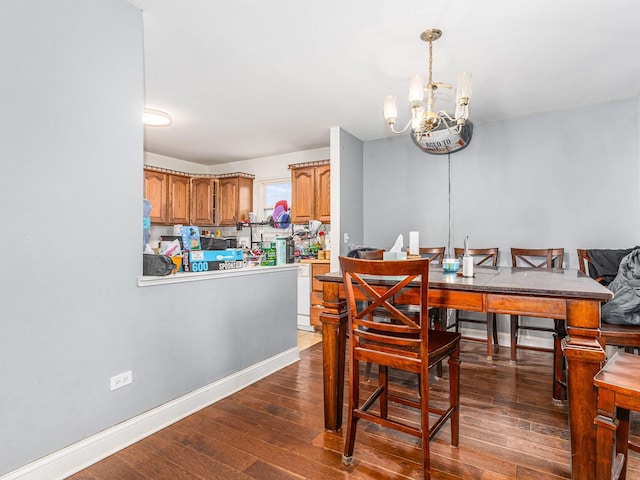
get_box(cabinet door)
[218,177,238,226]
[190,177,214,225]
[291,167,315,224]
[237,176,253,223]
[144,170,168,224]
[315,164,331,223]
[168,174,190,225]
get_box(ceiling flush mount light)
[383,29,473,155]
[143,108,172,127]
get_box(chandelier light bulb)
[383,95,398,123]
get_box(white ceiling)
[129,0,640,166]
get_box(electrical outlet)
[110,370,132,391]
[344,233,349,243]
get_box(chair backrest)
[578,249,640,352]
[577,249,604,283]
[511,248,564,269]
[408,246,445,264]
[358,249,384,260]
[453,247,499,266]
[339,256,430,361]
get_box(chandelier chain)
[428,37,433,86]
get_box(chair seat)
[360,328,460,361]
[428,330,462,364]
[601,322,640,351]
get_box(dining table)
[316,264,613,480]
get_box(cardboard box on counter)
[182,252,244,272]
[189,249,243,262]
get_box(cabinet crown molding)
[288,159,330,170]
[144,166,254,179]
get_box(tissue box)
[189,249,243,262]
[383,251,407,260]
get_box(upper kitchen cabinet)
[167,174,190,225]
[290,161,330,224]
[144,169,189,225]
[190,177,216,226]
[144,169,168,224]
[217,174,254,226]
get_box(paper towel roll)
[463,255,474,277]
[409,231,419,255]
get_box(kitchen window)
[261,178,291,220]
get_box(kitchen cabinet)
[309,261,330,328]
[290,162,330,224]
[144,169,190,225]
[190,177,216,226]
[167,174,190,224]
[144,169,168,224]
[218,175,253,226]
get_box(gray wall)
[362,98,640,340]
[0,0,296,475]
[338,128,365,255]
[363,98,640,266]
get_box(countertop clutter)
[143,224,332,277]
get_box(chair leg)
[486,313,494,359]
[594,395,618,480]
[617,407,631,480]
[510,315,518,363]
[364,361,372,382]
[342,358,360,465]
[448,344,461,447]
[433,309,445,378]
[379,365,388,419]
[491,314,499,353]
[552,319,567,402]
[419,359,431,479]
[552,335,564,402]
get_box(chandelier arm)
[388,119,413,135]
[436,110,456,122]
[438,120,463,136]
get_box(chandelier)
[383,29,473,155]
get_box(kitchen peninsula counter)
[138,264,298,287]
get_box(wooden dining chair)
[339,256,461,479]
[408,246,446,264]
[510,248,566,400]
[593,351,640,480]
[452,247,499,359]
[357,249,384,260]
[577,249,640,355]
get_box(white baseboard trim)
[459,327,554,351]
[1,347,300,480]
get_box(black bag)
[200,237,227,250]
[143,253,175,276]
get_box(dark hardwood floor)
[67,340,640,479]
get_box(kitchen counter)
[138,264,298,287]
[299,259,330,264]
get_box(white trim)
[1,348,300,480]
[138,263,298,286]
[458,326,553,350]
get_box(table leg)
[320,282,347,431]
[564,299,606,480]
